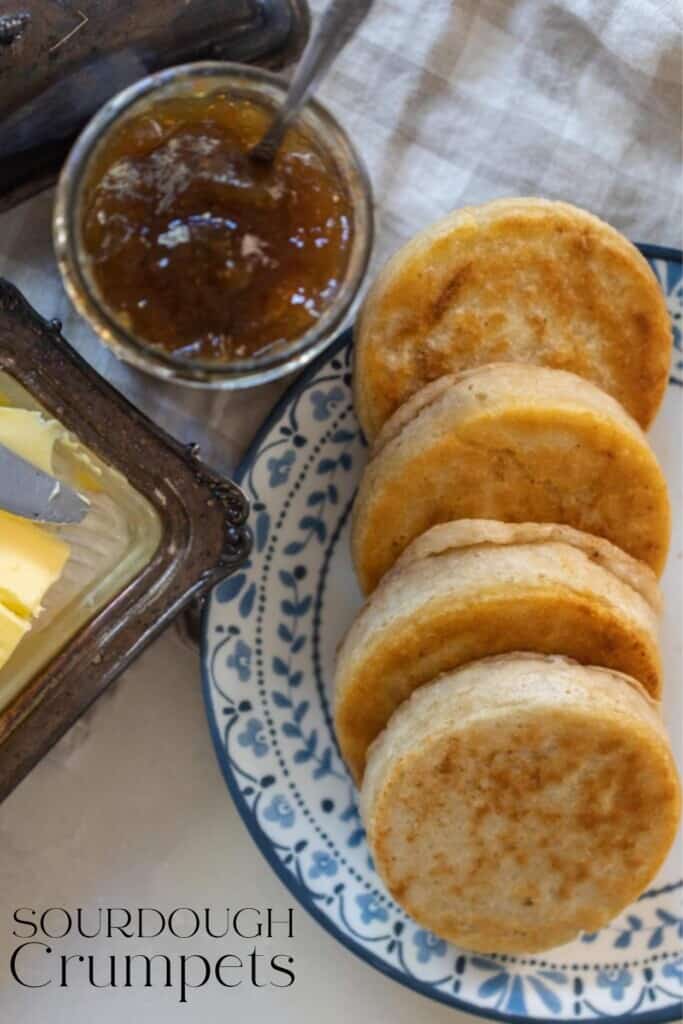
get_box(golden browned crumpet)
[354,198,671,440]
[351,363,670,594]
[361,655,681,954]
[335,519,662,783]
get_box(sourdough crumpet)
[354,198,671,439]
[335,521,662,782]
[351,363,670,593]
[361,655,681,954]
[394,519,663,613]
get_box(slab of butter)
[0,511,70,617]
[0,406,103,492]
[0,408,73,671]
[0,602,30,669]
[0,407,64,473]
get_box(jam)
[80,93,353,362]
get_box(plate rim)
[201,241,683,1024]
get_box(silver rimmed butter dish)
[0,279,251,800]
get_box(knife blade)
[0,443,89,524]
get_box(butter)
[61,440,104,494]
[0,407,105,494]
[0,408,63,474]
[0,602,30,669]
[0,511,70,619]
[0,411,73,671]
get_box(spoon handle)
[252,0,375,161]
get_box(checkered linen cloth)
[311,0,682,266]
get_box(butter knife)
[0,443,89,524]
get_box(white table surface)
[1,1,681,1019]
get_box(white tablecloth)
[1,1,681,1020]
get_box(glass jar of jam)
[55,62,373,388]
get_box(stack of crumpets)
[333,198,680,954]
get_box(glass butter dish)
[0,279,251,799]
[0,372,162,710]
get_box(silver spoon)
[250,0,375,163]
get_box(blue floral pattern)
[357,892,389,925]
[204,249,682,1024]
[226,638,252,682]
[237,717,268,757]
[597,968,633,1001]
[310,851,338,879]
[263,794,295,829]
[311,385,345,421]
[267,449,295,487]
[663,958,683,986]
[414,930,448,963]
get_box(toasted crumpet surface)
[335,537,661,782]
[361,655,681,954]
[354,198,671,439]
[351,364,670,593]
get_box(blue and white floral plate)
[202,244,683,1023]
